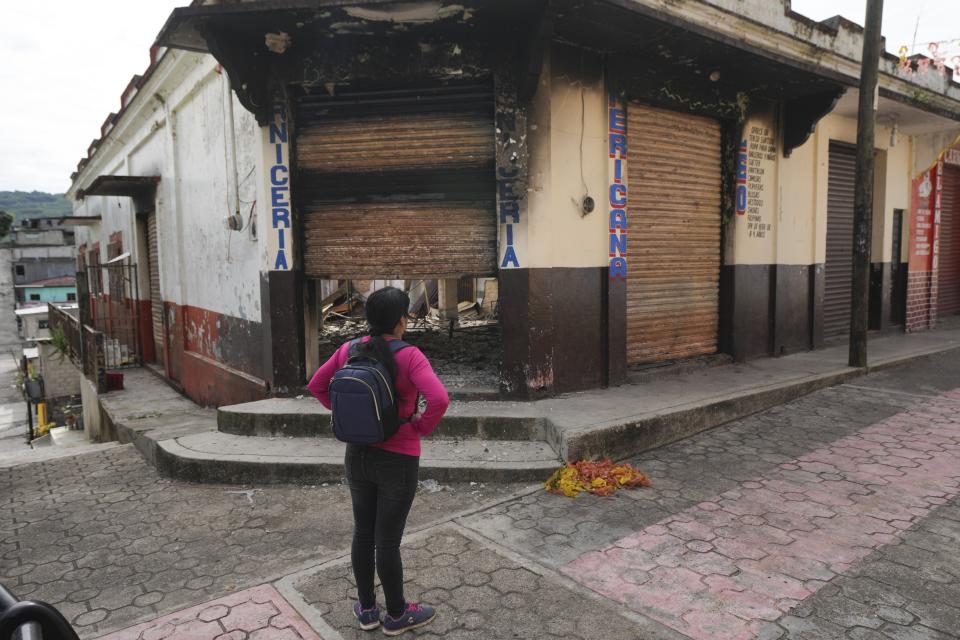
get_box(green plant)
[49,326,70,362]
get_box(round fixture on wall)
[582,195,595,215]
[708,69,722,82]
[223,213,243,231]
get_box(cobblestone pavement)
[562,390,960,639]
[461,384,922,569]
[293,528,654,640]
[0,446,523,638]
[98,585,323,640]
[763,496,960,640]
[2,351,960,640]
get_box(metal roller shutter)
[626,103,721,365]
[147,211,164,366]
[295,84,496,279]
[303,201,495,279]
[938,166,960,317]
[824,141,856,339]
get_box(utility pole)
[850,0,884,368]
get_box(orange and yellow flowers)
[544,459,651,497]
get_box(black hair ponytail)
[358,286,410,379]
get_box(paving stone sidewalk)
[0,446,523,638]
[288,352,960,640]
[2,351,960,640]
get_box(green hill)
[0,191,73,223]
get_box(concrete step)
[49,426,90,447]
[155,431,560,484]
[217,397,546,441]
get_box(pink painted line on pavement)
[562,391,960,640]
[97,584,324,640]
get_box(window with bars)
[88,248,102,295]
[107,240,124,299]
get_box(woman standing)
[308,286,450,635]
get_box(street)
[1,350,959,640]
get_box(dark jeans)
[344,444,419,618]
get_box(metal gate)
[295,83,497,279]
[938,166,960,317]
[626,102,722,365]
[824,141,857,339]
[85,261,140,368]
[147,212,165,365]
[890,209,906,325]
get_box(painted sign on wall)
[909,169,937,272]
[736,140,748,216]
[267,102,292,271]
[608,97,627,280]
[497,109,523,270]
[744,124,776,238]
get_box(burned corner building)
[65,0,960,408]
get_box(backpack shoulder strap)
[346,338,364,359]
[389,340,412,353]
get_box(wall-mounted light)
[708,69,722,83]
[890,121,899,148]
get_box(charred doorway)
[294,83,500,392]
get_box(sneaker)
[353,601,382,631]
[382,603,436,636]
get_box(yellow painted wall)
[728,104,779,265]
[523,51,934,271]
[524,43,609,269]
[779,126,818,265]
[752,111,913,267]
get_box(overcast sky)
[0,1,957,194]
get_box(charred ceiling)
[157,1,545,125]
[156,0,846,153]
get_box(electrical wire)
[579,53,590,208]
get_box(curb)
[559,369,862,462]
[154,438,558,484]
[217,402,547,442]
[98,341,960,484]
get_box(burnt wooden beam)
[199,22,276,125]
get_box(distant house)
[15,306,52,341]
[15,275,77,307]
[15,303,79,342]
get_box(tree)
[0,210,13,238]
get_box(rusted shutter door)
[938,166,960,317]
[824,141,856,339]
[147,212,164,366]
[626,103,721,365]
[296,85,496,279]
[303,201,495,279]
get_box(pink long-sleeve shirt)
[307,337,450,457]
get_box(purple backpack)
[329,338,411,444]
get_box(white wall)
[71,52,263,323]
